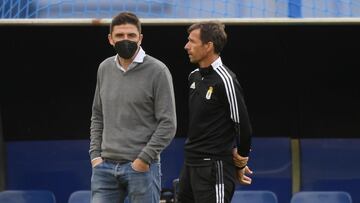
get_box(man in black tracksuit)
[178,21,253,203]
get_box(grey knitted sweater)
[89,53,177,164]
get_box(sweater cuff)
[138,151,152,165]
[90,151,101,161]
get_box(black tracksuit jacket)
[184,57,252,166]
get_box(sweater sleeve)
[89,69,103,160]
[137,67,177,164]
[233,77,252,157]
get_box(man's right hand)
[236,165,253,185]
[91,157,103,168]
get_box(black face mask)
[114,40,138,59]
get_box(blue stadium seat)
[235,138,292,203]
[300,139,360,203]
[161,138,185,189]
[290,191,352,203]
[231,190,278,203]
[67,190,130,203]
[68,190,91,203]
[0,190,56,203]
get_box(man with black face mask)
[89,12,177,203]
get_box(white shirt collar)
[211,56,223,69]
[114,47,146,72]
[133,47,146,63]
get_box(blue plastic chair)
[291,191,352,203]
[69,190,131,203]
[231,190,278,203]
[0,190,56,203]
[68,190,91,203]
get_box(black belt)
[102,158,129,165]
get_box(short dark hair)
[188,21,227,54]
[110,12,141,34]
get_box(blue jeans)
[91,160,161,203]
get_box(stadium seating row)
[232,190,352,203]
[4,138,360,203]
[0,190,353,203]
[0,190,88,203]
